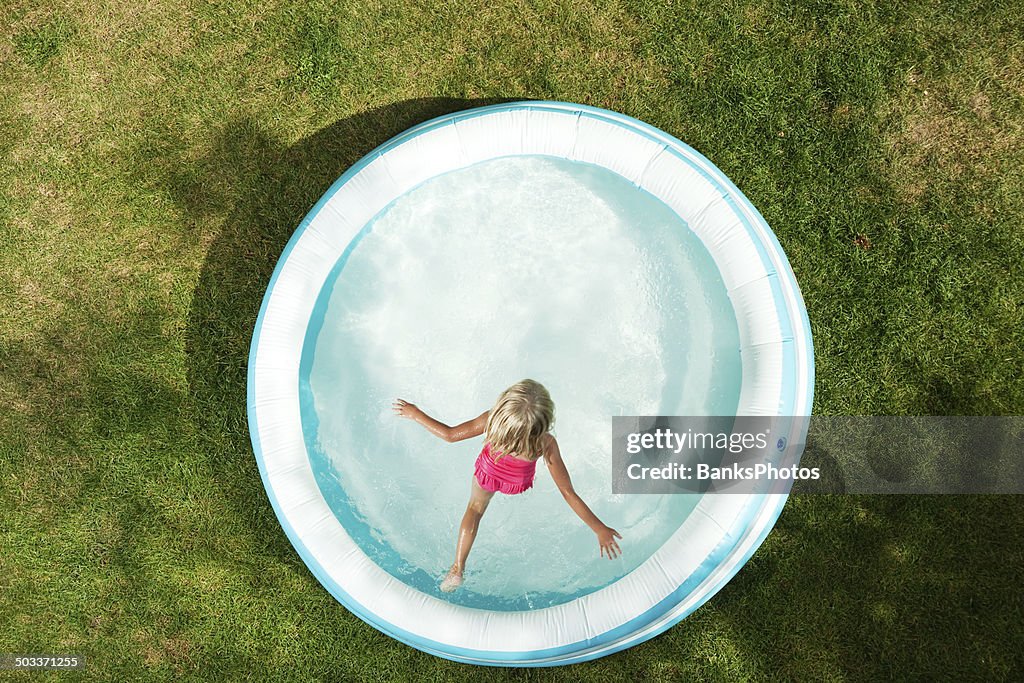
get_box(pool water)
[299,155,742,611]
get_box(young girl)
[392,379,623,593]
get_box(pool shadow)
[181,98,519,560]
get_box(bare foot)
[440,565,463,593]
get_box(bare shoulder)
[471,410,490,433]
[541,432,560,460]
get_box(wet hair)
[484,379,554,462]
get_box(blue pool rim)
[247,101,816,666]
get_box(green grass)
[1,0,1022,680]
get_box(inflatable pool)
[247,101,814,665]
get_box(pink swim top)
[474,442,538,495]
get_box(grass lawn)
[2,0,1022,680]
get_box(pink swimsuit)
[474,442,537,495]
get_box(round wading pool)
[247,101,814,665]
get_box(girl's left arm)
[543,435,623,559]
[393,399,488,443]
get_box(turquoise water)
[299,155,742,611]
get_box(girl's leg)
[440,478,494,592]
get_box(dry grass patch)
[880,50,1024,203]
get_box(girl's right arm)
[392,399,488,443]
[543,435,623,559]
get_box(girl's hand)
[392,399,420,419]
[597,526,623,559]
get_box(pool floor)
[299,155,742,610]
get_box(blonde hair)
[484,379,554,462]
